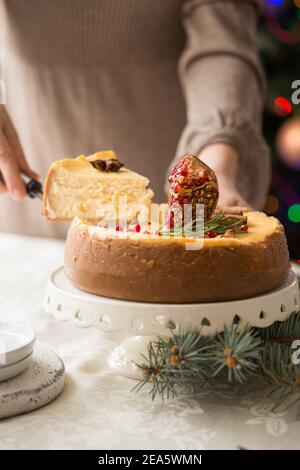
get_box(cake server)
[0,172,43,200]
[22,173,43,200]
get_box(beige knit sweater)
[0,0,269,238]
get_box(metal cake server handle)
[0,172,43,200]
[22,173,43,200]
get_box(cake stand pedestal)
[45,267,299,379]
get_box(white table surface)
[0,232,299,450]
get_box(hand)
[215,175,250,208]
[0,105,39,201]
[199,143,251,208]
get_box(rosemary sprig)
[161,211,247,237]
[203,211,247,235]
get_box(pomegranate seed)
[207,231,217,238]
[201,171,208,182]
[177,176,186,185]
[135,224,141,232]
[115,226,123,232]
[241,225,248,232]
[166,210,174,229]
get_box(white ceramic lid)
[0,322,35,367]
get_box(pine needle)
[133,311,300,418]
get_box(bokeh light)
[288,204,300,222]
[264,195,279,214]
[276,117,300,171]
[273,97,293,116]
[264,5,300,44]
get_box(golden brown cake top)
[74,210,285,248]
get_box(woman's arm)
[200,142,250,207]
[0,105,38,200]
[169,0,270,208]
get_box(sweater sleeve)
[168,0,270,209]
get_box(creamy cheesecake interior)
[43,151,154,223]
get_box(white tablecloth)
[0,232,299,450]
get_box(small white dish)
[0,322,35,367]
[0,352,33,382]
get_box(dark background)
[259,0,300,259]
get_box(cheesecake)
[43,150,154,224]
[64,210,290,303]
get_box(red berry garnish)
[135,224,141,233]
[241,225,248,232]
[115,226,123,232]
[207,231,217,238]
[166,210,174,230]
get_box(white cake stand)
[45,267,299,379]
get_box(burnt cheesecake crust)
[64,211,290,303]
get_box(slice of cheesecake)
[43,150,154,224]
